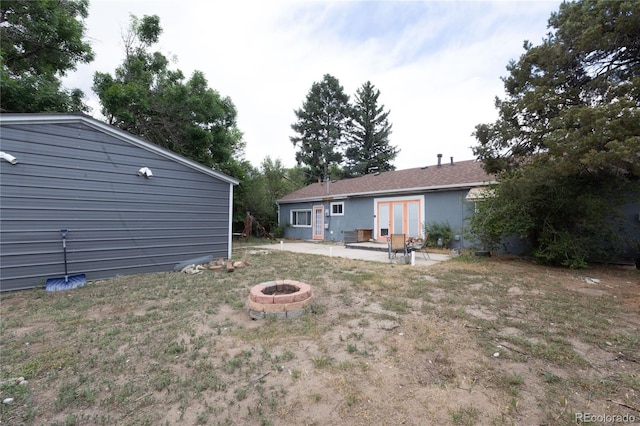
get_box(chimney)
[450,156,454,165]
[437,153,442,167]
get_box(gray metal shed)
[0,113,239,292]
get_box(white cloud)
[64,0,562,170]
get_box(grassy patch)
[0,250,637,425]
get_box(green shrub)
[271,224,285,239]
[423,221,453,248]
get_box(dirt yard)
[1,250,638,425]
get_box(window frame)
[330,201,344,216]
[290,209,312,227]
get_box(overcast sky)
[64,0,563,171]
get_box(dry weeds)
[1,247,639,425]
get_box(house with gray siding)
[278,157,640,266]
[277,156,495,248]
[0,113,239,292]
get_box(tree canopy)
[290,74,352,184]
[345,81,397,177]
[0,0,94,112]
[93,15,244,172]
[238,157,307,236]
[290,75,398,183]
[471,0,640,268]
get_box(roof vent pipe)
[450,156,454,165]
[437,153,442,167]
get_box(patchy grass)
[1,248,638,425]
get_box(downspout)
[228,183,234,260]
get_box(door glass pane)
[314,208,323,236]
[393,203,403,234]
[379,203,389,237]
[408,202,419,237]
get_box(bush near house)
[424,221,453,248]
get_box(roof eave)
[277,181,497,204]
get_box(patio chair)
[408,233,430,260]
[388,234,408,259]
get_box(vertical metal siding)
[0,121,232,291]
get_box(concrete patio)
[247,240,450,265]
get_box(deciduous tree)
[93,15,244,171]
[239,157,306,235]
[0,0,94,112]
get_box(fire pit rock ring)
[247,280,313,319]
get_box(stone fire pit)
[247,280,313,319]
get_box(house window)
[291,209,312,227]
[330,202,344,216]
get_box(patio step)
[344,242,388,252]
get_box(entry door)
[377,199,421,239]
[312,205,324,240]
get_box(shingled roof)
[278,159,495,203]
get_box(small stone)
[493,352,500,358]
[3,398,14,405]
[605,341,612,346]
[180,264,195,273]
[19,380,28,386]
[180,264,203,274]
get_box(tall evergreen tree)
[345,81,397,177]
[290,74,352,184]
[470,0,640,267]
[0,0,94,112]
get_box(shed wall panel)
[1,120,234,291]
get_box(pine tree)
[345,81,397,177]
[290,74,352,184]
[470,0,640,267]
